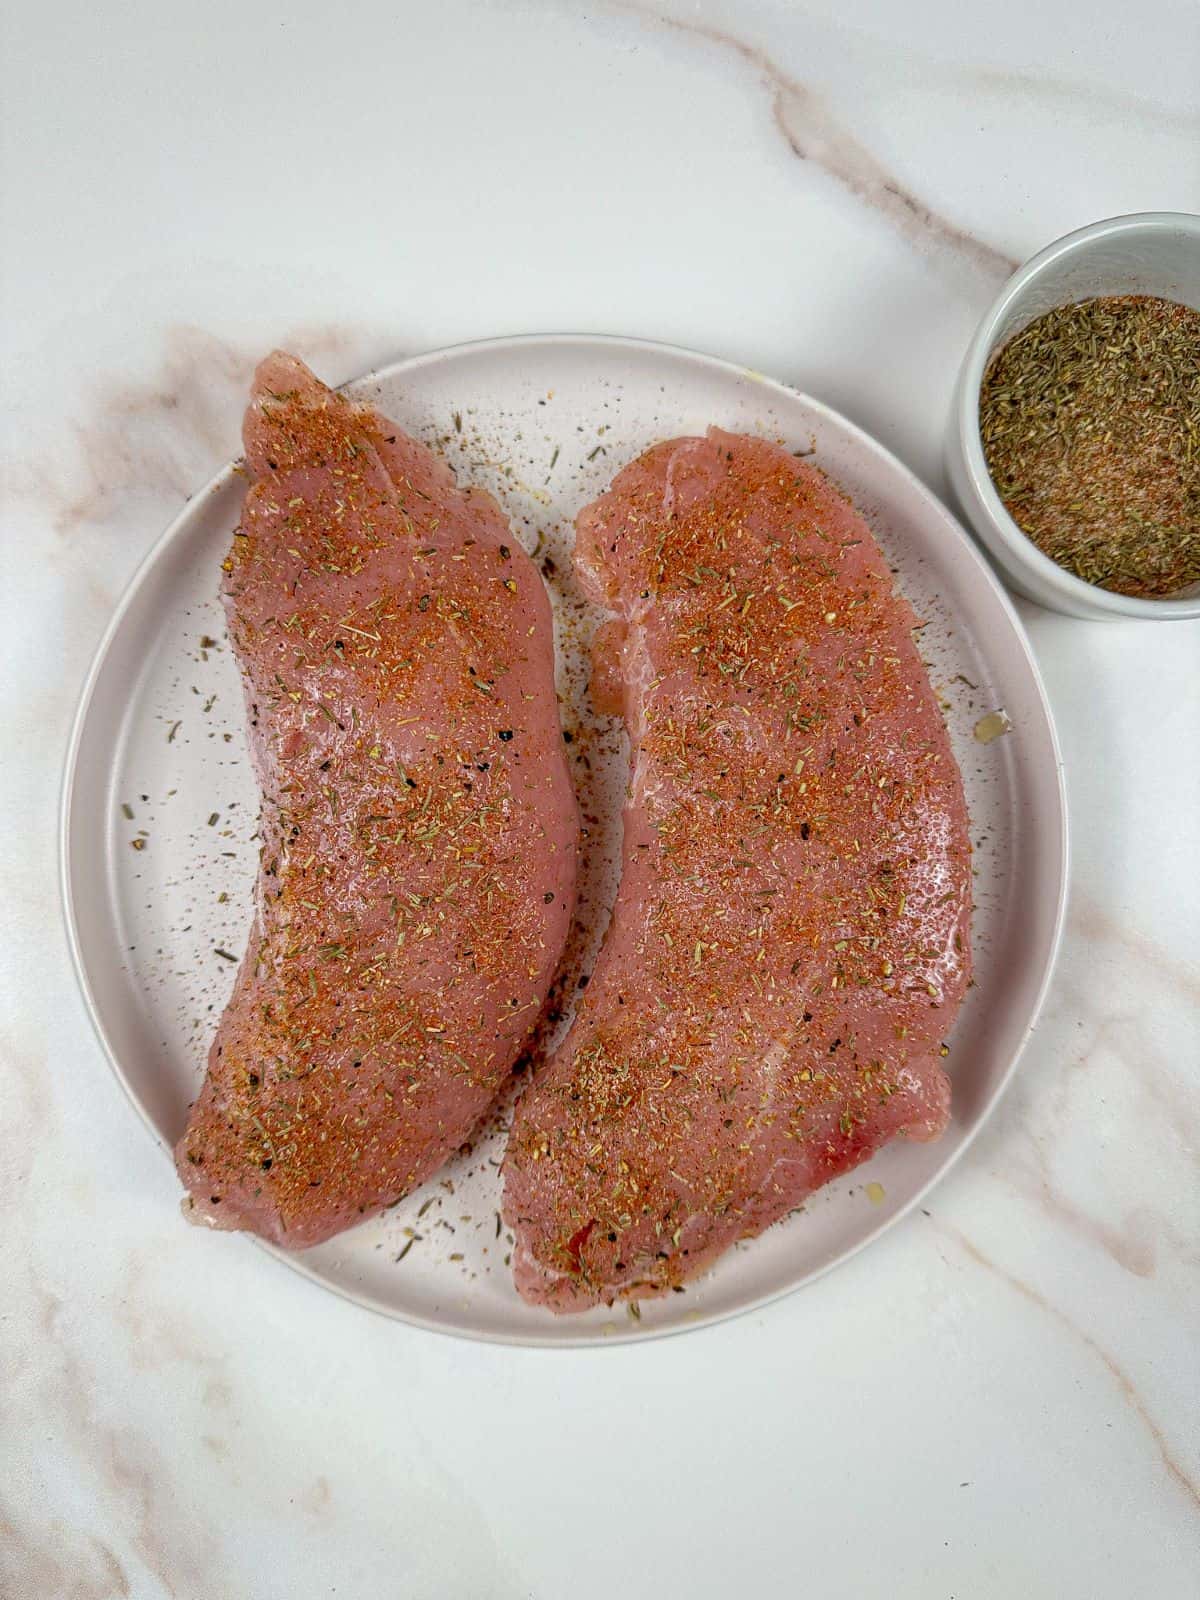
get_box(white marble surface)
[2,1,1198,1593]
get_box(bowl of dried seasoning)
[947,212,1200,619]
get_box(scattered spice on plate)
[979,294,1200,596]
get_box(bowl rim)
[956,209,1200,621]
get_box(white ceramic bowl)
[947,211,1200,621]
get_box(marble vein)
[966,65,1200,139]
[3,1269,217,1598]
[942,1223,1200,1514]
[13,324,376,540]
[616,2,1017,278]
[976,885,1200,1283]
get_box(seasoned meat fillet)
[503,430,971,1310]
[176,353,578,1247]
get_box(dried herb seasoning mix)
[979,294,1200,597]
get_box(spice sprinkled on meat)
[176,353,578,1247]
[502,431,971,1310]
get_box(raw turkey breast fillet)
[176,354,579,1247]
[503,429,971,1310]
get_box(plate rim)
[59,331,1070,1346]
